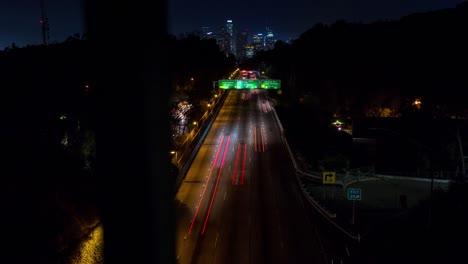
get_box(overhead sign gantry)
[218,79,281,89]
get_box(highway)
[175,88,328,264]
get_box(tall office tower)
[217,26,232,57]
[245,45,254,59]
[200,26,216,40]
[226,20,234,54]
[236,28,248,61]
[264,27,276,50]
[252,33,264,53]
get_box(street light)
[412,98,422,110]
[170,151,178,164]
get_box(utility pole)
[40,0,50,45]
[456,125,465,182]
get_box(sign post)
[322,171,336,184]
[352,200,356,225]
[322,172,336,200]
[347,188,362,225]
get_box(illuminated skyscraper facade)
[217,20,234,57]
[245,45,254,59]
[253,33,263,53]
[236,28,248,61]
[264,27,276,50]
[217,27,231,57]
[226,20,234,55]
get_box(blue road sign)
[347,188,362,201]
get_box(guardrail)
[174,89,230,193]
[270,104,361,242]
[173,93,225,167]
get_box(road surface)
[175,89,328,264]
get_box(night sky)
[0,0,84,49]
[0,0,465,49]
[168,0,465,41]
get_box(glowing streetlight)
[412,98,422,110]
[332,120,343,131]
[170,151,178,164]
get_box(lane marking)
[260,127,265,152]
[254,127,257,152]
[214,232,219,248]
[241,144,247,185]
[187,135,225,236]
[232,143,241,185]
[202,135,231,235]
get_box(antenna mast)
[40,0,50,45]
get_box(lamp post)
[207,103,212,115]
[170,151,178,165]
[189,77,194,90]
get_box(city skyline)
[0,0,466,49]
[177,21,282,42]
[169,0,466,44]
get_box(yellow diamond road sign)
[322,171,336,184]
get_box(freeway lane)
[175,89,327,264]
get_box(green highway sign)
[347,188,362,201]
[218,79,281,89]
[245,80,260,89]
[234,80,259,89]
[219,80,236,89]
[261,79,281,89]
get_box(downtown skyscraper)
[216,20,234,57]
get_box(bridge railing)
[270,102,361,242]
[173,89,229,192]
